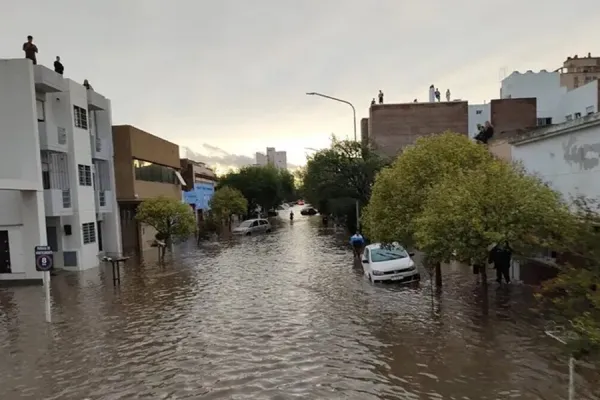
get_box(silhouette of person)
[378,90,384,104]
[83,79,93,90]
[474,121,494,144]
[54,56,64,75]
[413,99,418,102]
[371,98,376,106]
[434,88,441,102]
[22,35,38,65]
[446,89,451,102]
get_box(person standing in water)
[289,210,294,222]
[350,232,365,258]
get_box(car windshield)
[238,220,254,228]
[370,246,408,262]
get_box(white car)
[232,218,272,236]
[361,242,420,283]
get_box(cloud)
[180,144,299,173]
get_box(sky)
[3,1,599,172]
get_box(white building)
[468,103,492,138]
[0,59,121,282]
[500,69,598,126]
[511,113,600,204]
[255,147,287,169]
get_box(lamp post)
[306,92,360,229]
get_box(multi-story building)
[558,53,600,90]
[180,159,217,223]
[112,125,185,256]
[0,59,121,282]
[364,98,536,158]
[255,147,287,169]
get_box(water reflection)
[0,210,599,399]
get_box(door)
[250,220,259,233]
[120,203,140,255]
[0,230,11,274]
[97,221,103,252]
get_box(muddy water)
[1,211,599,399]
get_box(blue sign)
[183,182,215,211]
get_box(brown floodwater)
[1,211,599,399]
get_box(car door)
[258,220,267,232]
[361,248,370,276]
[250,220,260,233]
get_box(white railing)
[95,136,102,152]
[98,190,106,207]
[57,127,67,145]
[62,189,71,208]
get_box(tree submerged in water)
[136,196,196,250]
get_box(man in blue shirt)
[350,232,365,258]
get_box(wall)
[112,125,135,200]
[512,116,600,203]
[0,59,44,191]
[183,182,215,210]
[134,180,181,200]
[490,98,537,134]
[468,104,490,138]
[369,102,469,157]
[360,118,369,145]
[555,80,599,122]
[274,151,287,169]
[500,71,565,120]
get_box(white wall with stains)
[512,115,600,204]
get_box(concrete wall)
[501,70,565,120]
[369,101,469,157]
[360,118,369,145]
[556,80,599,121]
[512,115,600,203]
[490,98,537,135]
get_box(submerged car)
[232,218,272,236]
[300,207,318,216]
[361,242,419,283]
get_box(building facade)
[180,159,217,223]
[0,59,121,282]
[558,53,600,90]
[366,99,536,158]
[112,125,185,255]
[255,147,287,169]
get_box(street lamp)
[306,92,360,229]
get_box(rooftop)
[509,112,600,145]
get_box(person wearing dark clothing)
[54,56,64,75]
[371,98,376,106]
[474,121,494,144]
[434,88,441,102]
[378,90,384,104]
[489,242,512,283]
[83,79,93,90]
[23,35,38,65]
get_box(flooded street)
[1,211,599,399]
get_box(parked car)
[300,207,318,216]
[297,200,305,205]
[232,218,272,236]
[361,242,419,283]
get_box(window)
[73,105,88,130]
[41,158,50,189]
[537,117,553,126]
[133,159,178,184]
[574,112,582,119]
[82,222,96,244]
[586,106,595,115]
[78,164,92,186]
[565,114,573,121]
[476,110,482,115]
[36,100,45,121]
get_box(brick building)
[364,98,537,158]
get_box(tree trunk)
[435,262,442,287]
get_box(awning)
[174,171,187,186]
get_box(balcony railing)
[62,189,71,208]
[98,190,106,207]
[95,136,102,152]
[57,127,67,145]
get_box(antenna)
[499,67,507,81]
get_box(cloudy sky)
[3,1,599,171]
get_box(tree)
[217,165,293,216]
[537,197,600,358]
[413,158,573,286]
[362,132,492,285]
[302,137,388,231]
[209,186,248,230]
[136,196,196,249]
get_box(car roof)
[365,242,402,250]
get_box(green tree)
[209,186,248,230]
[538,197,600,358]
[413,158,573,285]
[217,165,292,216]
[303,137,388,230]
[363,132,492,285]
[136,196,196,248]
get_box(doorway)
[97,221,103,252]
[0,230,11,274]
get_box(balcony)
[39,122,68,152]
[95,189,112,213]
[87,90,109,111]
[90,135,109,160]
[34,65,66,93]
[44,189,73,216]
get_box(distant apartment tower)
[255,147,287,169]
[558,53,600,90]
[0,59,121,281]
